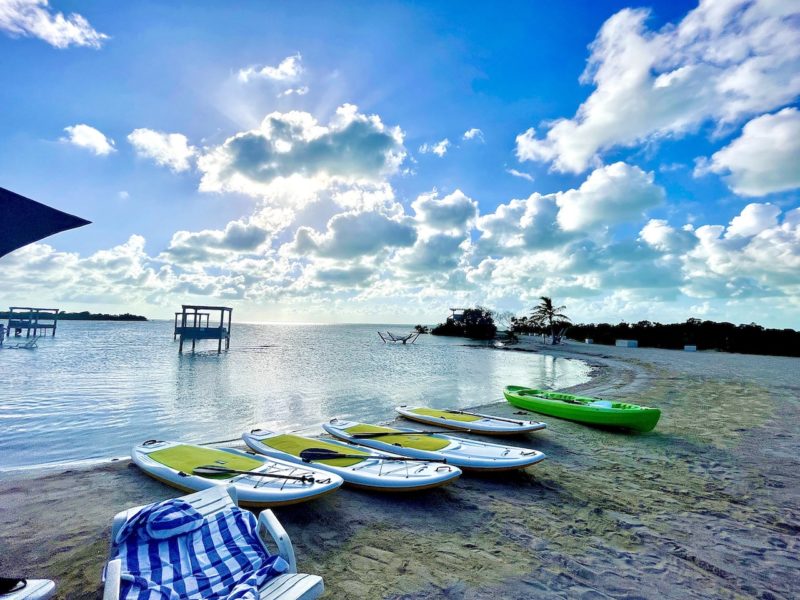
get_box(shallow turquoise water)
[0,321,590,471]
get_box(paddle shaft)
[299,448,445,463]
[193,465,314,482]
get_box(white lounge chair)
[102,485,323,600]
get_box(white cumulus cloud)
[0,0,108,48]
[639,219,696,253]
[278,86,309,97]
[725,202,781,238]
[516,0,800,173]
[555,162,665,231]
[506,168,534,182]
[198,104,406,196]
[411,189,477,233]
[683,203,800,297]
[462,128,484,142]
[161,219,271,265]
[127,129,196,172]
[289,210,417,260]
[419,138,450,157]
[698,108,800,197]
[238,53,303,83]
[62,124,115,155]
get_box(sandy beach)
[1,341,798,599]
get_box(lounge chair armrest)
[102,558,122,600]
[224,484,238,505]
[109,509,136,550]
[258,510,297,574]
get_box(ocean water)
[0,321,590,472]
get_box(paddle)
[351,430,464,438]
[300,448,446,463]
[192,465,315,483]
[442,409,533,425]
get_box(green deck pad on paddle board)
[147,445,265,479]
[409,408,480,422]
[344,424,450,451]
[262,434,368,467]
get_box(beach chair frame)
[102,485,323,600]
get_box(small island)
[431,307,497,340]
[0,310,147,322]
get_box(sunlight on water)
[0,321,590,471]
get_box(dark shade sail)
[0,186,91,258]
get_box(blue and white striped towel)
[112,498,289,599]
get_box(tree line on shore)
[567,319,800,357]
[428,298,800,357]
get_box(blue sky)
[1,0,798,326]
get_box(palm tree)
[530,296,571,344]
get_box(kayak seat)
[588,400,614,409]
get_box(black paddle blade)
[192,465,314,483]
[193,465,239,476]
[300,448,358,462]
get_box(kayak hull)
[242,430,461,492]
[395,405,546,435]
[132,440,343,507]
[323,419,546,471]
[503,386,661,432]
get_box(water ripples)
[0,321,590,472]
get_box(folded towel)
[116,499,204,544]
[113,501,288,599]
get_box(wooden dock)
[174,311,209,340]
[5,307,59,338]
[175,305,232,354]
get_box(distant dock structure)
[449,308,467,322]
[175,305,231,354]
[5,307,59,338]
[174,311,209,340]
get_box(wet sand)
[1,341,798,599]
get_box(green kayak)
[503,386,661,432]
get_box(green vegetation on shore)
[431,307,497,340]
[0,311,147,321]
[429,296,798,357]
[566,319,800,357]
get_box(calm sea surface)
[0,321,590,472]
